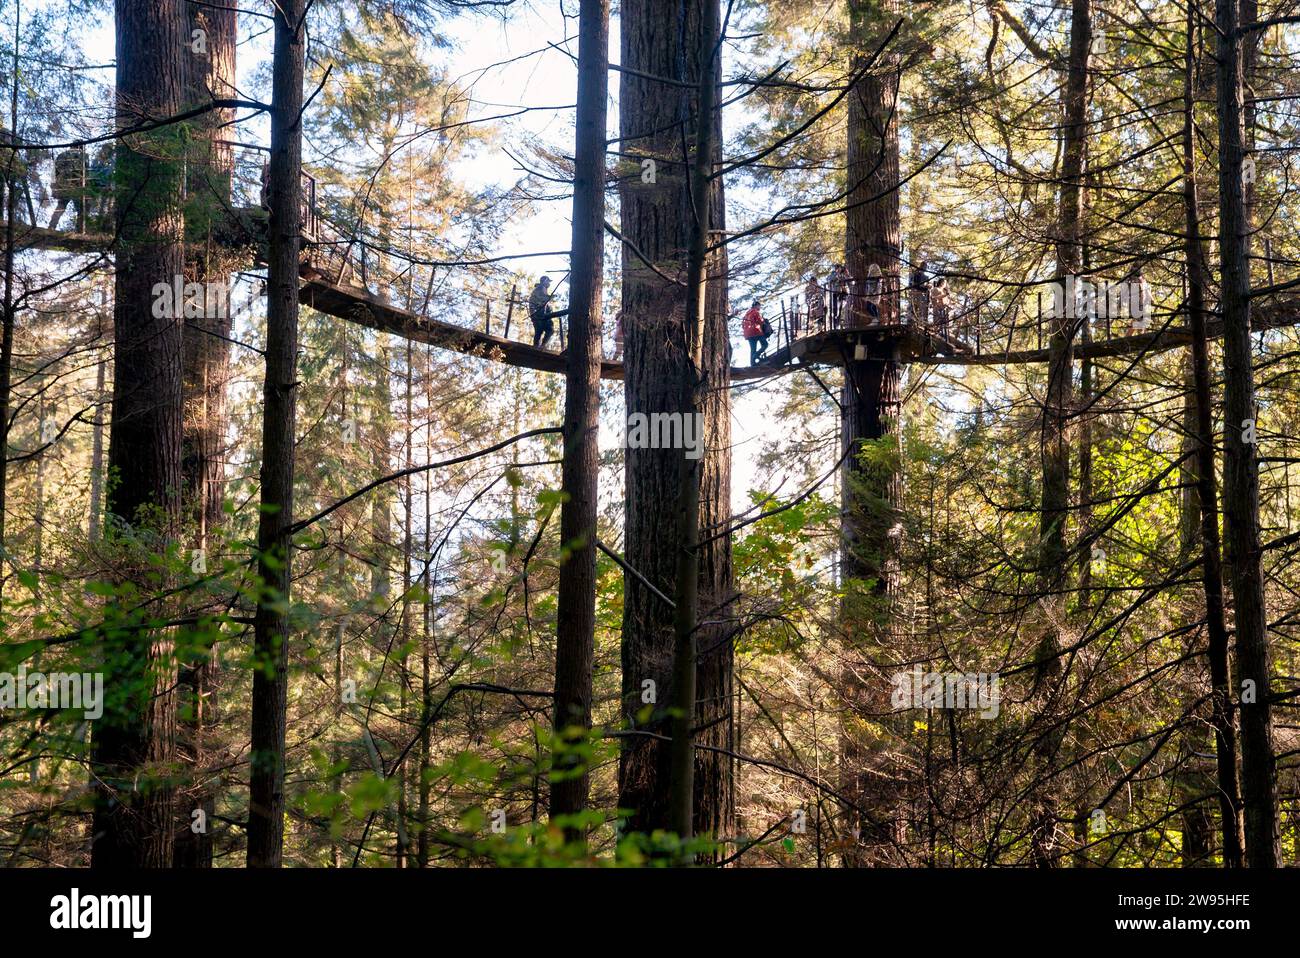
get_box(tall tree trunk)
[0,8,20,606]
[1182,5,1245,867]
[417,345,433,868]
[838,352,902,858]
[398,341,414,867]
[88,294,108,541]
[1028,0,1090,869]
[844,0,901,328]
[247,0,305,867]
[366,339,401,862]
[90,0,188,868]
[667,0,720,844]
[617,0,734,850]
[839,0,904,865]
[33,388,44,571]
[1215,0,1278,869]
[549,0,607,843]
[174,0,237,869]
[1042,0,1088,633]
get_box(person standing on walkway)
[909,260,931,326]
[805,275,825,333]
[828,263,848,327]
[931,275,951,338]
[743,299,769,365]
[864,263,883,324]
[529,276,556,348]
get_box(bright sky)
[438,2,789,507]
[36,0,822,511]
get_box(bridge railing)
[772,274,979,358]
[301,205,559,349]
[760,277,1183,362]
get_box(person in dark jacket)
[805,275,826,333]
[529,276,556,349]
[49,147,89,231]
[828,263,848,326]
[909,260,931,326]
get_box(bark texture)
[1181,9,1244,867]
[90,0,187,869]
[838,0,906,865]
[550,0,608,838]
[617,0,734,849]
[174,0,237,869]
[1215,0,1278,869]
[247,0,305,868]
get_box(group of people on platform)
[521,266,956,366]
[740,260,957,365]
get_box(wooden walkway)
[301,268,635,380]
[1,222,111,254]
[7,218,1299,377]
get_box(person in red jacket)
[742,299,768,365]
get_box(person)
[828,263,848,326]
[259,158,272,211]
[864,262,882,324]
[1130,270,1153,332]
[909,259,930,326]
[529,276,556,349]
[49,146,89,231]
[743,299,768,365]
[612,309,625,359]
[931,275,951,338]
[805,275,825,333]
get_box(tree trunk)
[174,0,237,869]
[398,341,414,867]
[1215,0,1278,869]
[0,11,20,607]
[417,346,434,868]
[838,0,905,865]
[617,0,734,850]
[1182,6,1245,867]
[1027,0,1090,869]
[844,0,901,328]
[1042,0,1088,631]
[667,0,720,845]
[90,0,188,868]
[549,0,608,842]
[88,319,108,541]
[246,0,304,867]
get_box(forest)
[0,0,1297,882]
